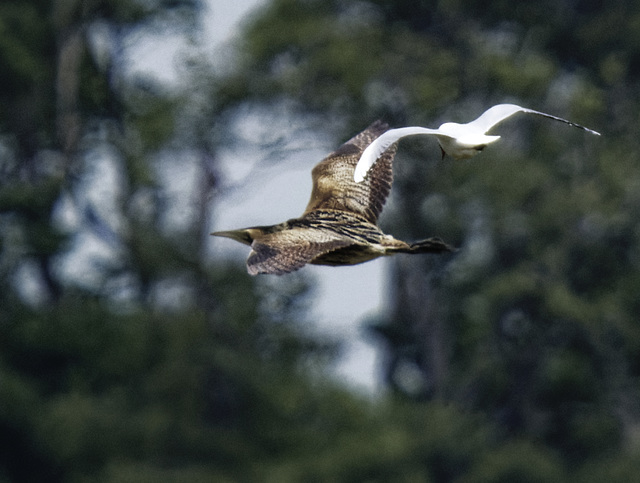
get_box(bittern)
[212,121,454,275]
[354,104,600,182]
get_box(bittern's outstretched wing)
[247,228,354,275]
[303,121,397,224]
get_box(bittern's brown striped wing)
[302,121,397,224]
[247,227,355,275]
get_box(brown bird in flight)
[212,121,454,275]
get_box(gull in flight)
[354,104,601,182]
[212,121,454,275]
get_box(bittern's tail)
[408,237,456,254]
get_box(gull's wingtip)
[575,125,601,136]
[520,106,602,136]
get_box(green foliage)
[0,278,342,481]
[0,0,354,480]
[461,440,565,483]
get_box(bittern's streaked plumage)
[212,121,454,275]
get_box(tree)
[0,1,350,481]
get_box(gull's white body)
[353,104,600,182]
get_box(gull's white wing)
[468,103,601,135]
[465,104,527,133]
[353,127,440,182]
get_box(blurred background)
[2,0,640,481]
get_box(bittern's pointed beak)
[211,229,254,246]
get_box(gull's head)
[436,122,501,159]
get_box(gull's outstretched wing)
[247,228,354,275]
[353,127,441,183]
[468,103,601,135]
[466,104,525,133]
[303,121,398,224]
